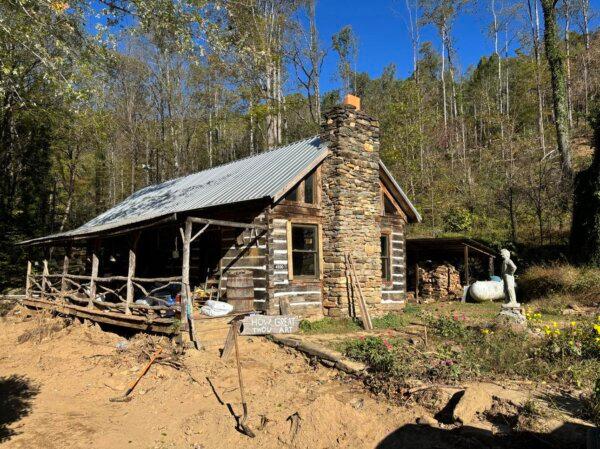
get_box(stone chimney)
[319,98,382,317]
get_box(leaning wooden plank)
[345,253,373,331]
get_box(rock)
[452,387,494,425]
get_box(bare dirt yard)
[0,303,595,449]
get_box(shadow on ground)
[0,375,39,442]
[376,421,592,449]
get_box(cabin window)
[291,224,318,277]
[304,173,315,204]
[286,185,299,201]
[381,234,391,281]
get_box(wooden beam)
[414,262,419,300]
[41,260,49,300]
[190,223,210,243]
[25,261,32,298]
[88,254,99,308]
[21,298,176,334]
[488,256,495,278]
[60,255,70,302]
[181,218,200,349]
[464,245,470,286]
[188,217,267,230]
[126,249,136,315]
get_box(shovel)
[233,323,256,438]
[110,346,162,402]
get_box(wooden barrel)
[226,270,254,312]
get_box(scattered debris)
[110,346,163,402]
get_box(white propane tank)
[468,280,506,302]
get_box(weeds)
[341,336,396,373]
[299,317,361,334]
[520,264,600,307]
[372,313,406,330]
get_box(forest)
[1,0,599,289]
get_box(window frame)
[380,233,392,283]
[283,168,320,206]
[287,222,321,280]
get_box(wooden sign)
[240,315,299,336]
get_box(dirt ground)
[0,305,594,449]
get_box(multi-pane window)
[381,235,391,281]
[284,171,317,204]
[292,225,318,277]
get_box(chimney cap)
[343,94,360,110]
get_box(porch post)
[88,253,99,308]
[414,262,419,300]
[126,249,136,314]
[41,260,49,300]
[60,253,70,302]
[181,218,199,349]
[25,261,32,298]
[488,256,494,278]
[463,245,470,286]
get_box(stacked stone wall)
[320,105,382,317]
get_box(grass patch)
[299,317,362,334]
[372,313,407,330]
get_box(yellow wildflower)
[553,322,558,328]
[570,321,577,327]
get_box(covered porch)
[20,212,268,339]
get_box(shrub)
[427,314,469,339]
[519,264,600,306]
[342,336,396,373]
[538,319,600,361]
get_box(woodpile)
[418,263,462,300]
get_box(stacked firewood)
[418,264,462,300]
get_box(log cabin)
[19,97,421,335]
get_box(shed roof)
[406,237,497,258]
[21,136,420,245]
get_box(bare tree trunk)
[580,0,590,116]
[308,0,321,121]
[527,0,547,155]
[564,0,573,128]
[541,0,573,182]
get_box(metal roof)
[21,135,421,245]
[22,137,328,244]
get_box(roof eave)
[378,161,422,223]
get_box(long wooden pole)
[25,261,32,298]
[126,249,136,315]
[463,245,470,285]
[60,255,70,302]
[41,260,49,300]
[181,218,200,349]
[88,254,99,308]
[345,253,373,330]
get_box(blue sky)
[313,0,600,93]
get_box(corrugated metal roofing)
[20,135,421,245]
[22,136,328,244]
